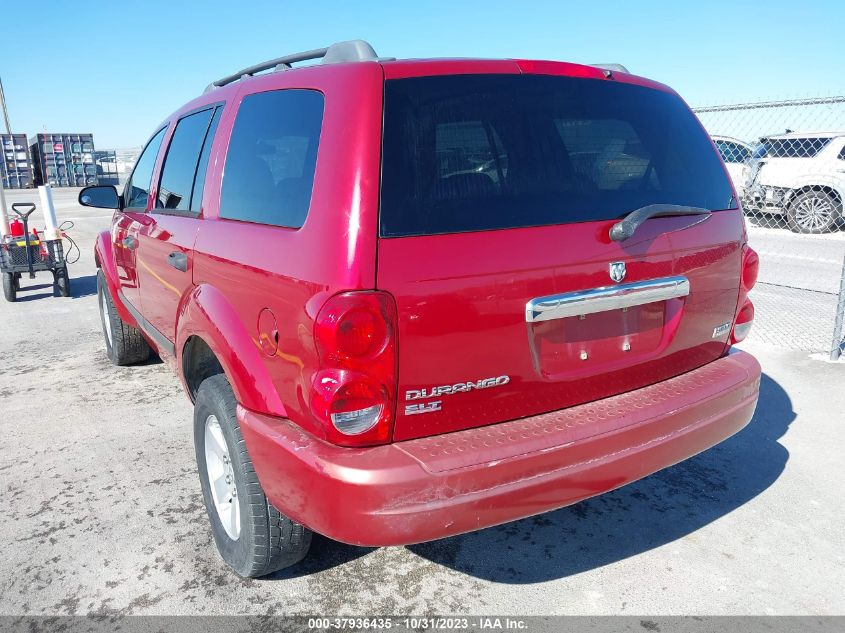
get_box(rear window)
[380,74,735,237]
[220,89,324,228]
[753,137,832,159]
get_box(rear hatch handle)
[609,204,712,242]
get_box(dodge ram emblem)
[609,261,626,283]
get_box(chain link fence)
[692,95,845,359]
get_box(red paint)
[240,350,760,546]
[379,211,744,441]
[94,226,136,326]
[136,213,198,342]
[93,55,761,544]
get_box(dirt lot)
[1,187,843,615]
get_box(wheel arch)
[94,230,135,324]
[181,335,225,402]
[788,184,844,215]
[176,283,286,416]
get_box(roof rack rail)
[591,63,630,76]
[204,39,381,93]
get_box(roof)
[764,131,845,139]
[711,135,753,147]
[201,39,667,95]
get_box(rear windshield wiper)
[609,204,712,242]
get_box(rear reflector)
[731,299,754,344]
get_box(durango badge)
[609,261,626,283]
[405,375,510,401]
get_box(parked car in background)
[79,40,761,578]
[712,135,753,193]
[743,131,845,233]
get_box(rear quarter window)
[380,74,735,237]
[156,106,220,214]
[219,89,324,228]
[755,137,832,159]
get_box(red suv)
[81,40,761,578]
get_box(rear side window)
[220,89,324,228]
[190,107,223,212]
[124,127,167,210]
[754,137,832,159]
[156,106,220,214]
[714,140,750,164]
[380,75,735,237]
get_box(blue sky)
[2,0,840,149]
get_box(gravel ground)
[0,188,843,616]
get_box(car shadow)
[268,534,375,578]
[70,273,97,298]
[402,372,792,583]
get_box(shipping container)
[29,133,97,187]
[0,133,34,188]
[92,150,120,186]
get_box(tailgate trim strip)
[525,276,690,323]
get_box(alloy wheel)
[204,415,241,540]
[794,195,834,232]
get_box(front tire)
[97,270,151,365]
[194,374,312,577]
[2,272,16,302]
[787,190,839,233]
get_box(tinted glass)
[124,127,167,209]
[190,107,222,212]
[715,140,750,164]
[156,108,214,212]
[220,90,324,228]
[381,75,736,237]
[754,137,832,159]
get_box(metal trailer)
[1,203,70,301]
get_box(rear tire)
[97,270,150,366]
[2,272,16,302]
[787,190,839,234]
[55,267,71,297]
[194,374,312,577]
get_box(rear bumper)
[240,350,761,546]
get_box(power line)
[0,76,11,134]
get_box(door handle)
[121,236,138,250]
[167,251,188,272]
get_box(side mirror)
[79,185,121,210]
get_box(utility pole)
[0,75,11,134]
[0,75,11,236]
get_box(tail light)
[312,291,397,446]
[731,246,758,344]
[742,246,759,291]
